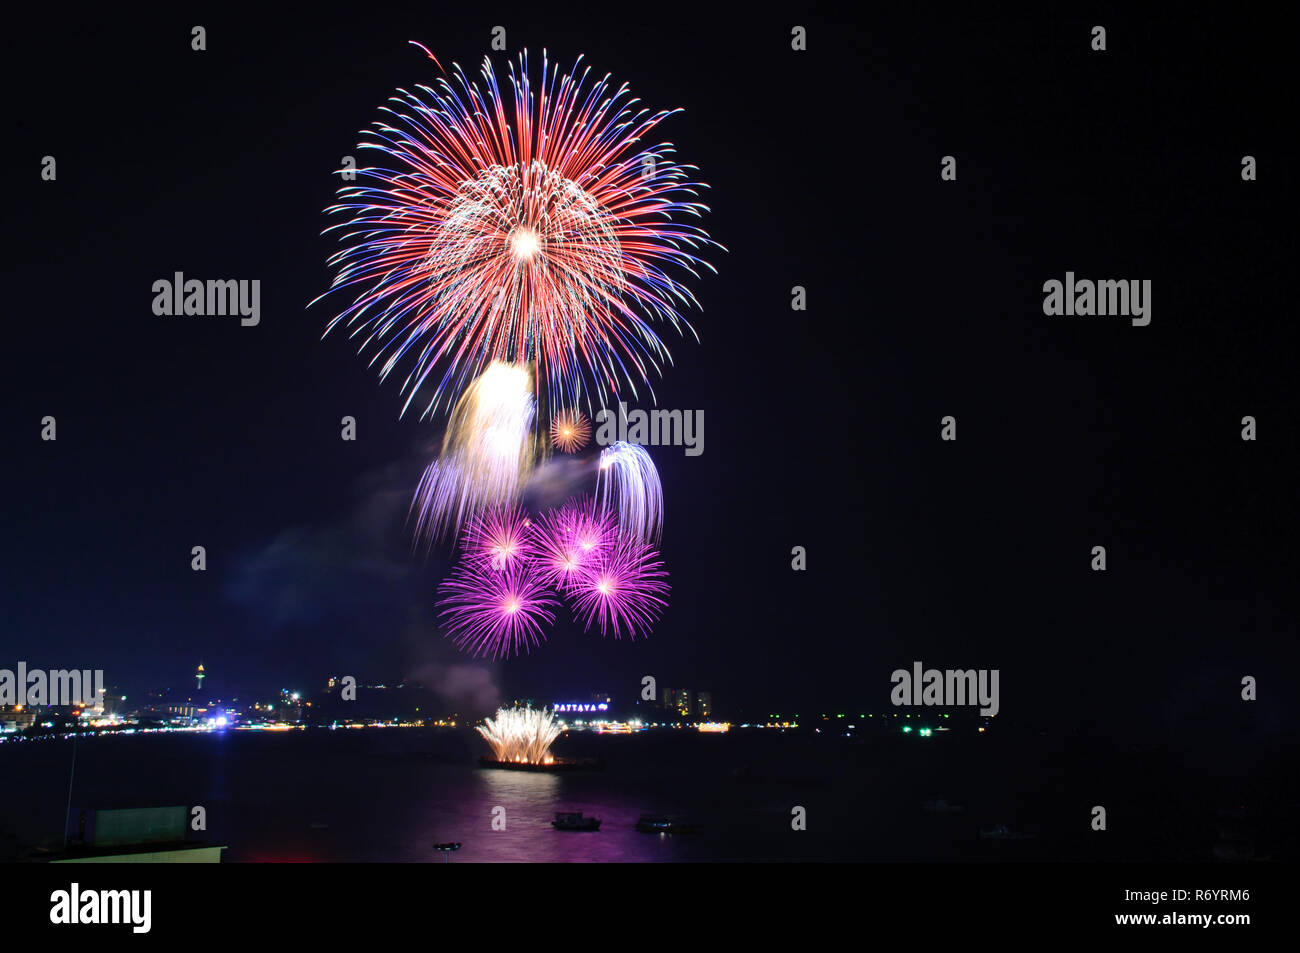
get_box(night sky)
[4,7,1294,731]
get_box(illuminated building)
[277,688,303,723]
[661,688,713,720]
[1,705,38,732]
[664,687,693,717]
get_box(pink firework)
[569,534,670,640]
[437,560,557,658]
[534,500,617,592]
[461,504,538,570]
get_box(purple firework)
[461,504,539,571]
[533,499,617,593]
[437,560,557,658]
[569,533,670,640]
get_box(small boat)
[922,796,965,814]
[551,812,601,832]
[979,824,1035,841]
[731,765,766,784]
[1212,839,1266,862]
[635,814,700,834]
[1212,806,1266,860]
[432,842,462,862]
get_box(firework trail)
[550,409,591,453]
[316,48,719,420]
[596,441,663,544]
[477,706,563,763]
[410,361,538,543]
[437,559,557,659]
[533,498,617,592]
[569,532,670,640]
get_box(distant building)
[0,705,37,732]
[661,688,713,720]
[663,688,693,718]
[277,689,303,723]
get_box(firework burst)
[462,503,539,571]
[533,498,617,592]
[550,409,591,453]
[477,706,562,764]
[570,533,670,640]
[437,559,556,659]
[316,48,719,420]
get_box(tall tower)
[196,663,206,692]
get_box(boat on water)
[478,755,603,772]
[551,812,601,832]
[432,842,462,863]
[979,824,1036,841]
[1212,804,1267,860]
[922,796,965,814]
[635,814,701,834]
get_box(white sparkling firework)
[596,441,664,544]
[477,705,563,764]
[410,362,538,544]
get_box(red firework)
[317,49,719,419]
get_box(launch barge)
[477,755,603,772]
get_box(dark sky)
[4,7,1294,731]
